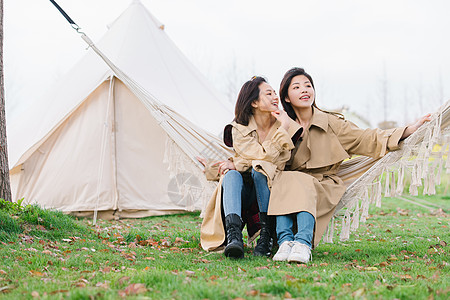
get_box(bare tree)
[225,55,240,103]
[377,62,398,129]
[403,86,409,125]
[416,74,424,115]
[437,69,444,106]
[0,0,12,202]
[380,62,388,122]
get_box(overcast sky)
[5,0,450,127]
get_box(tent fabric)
[8,1,232,216]
[8,0,233,169]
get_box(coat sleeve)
[330,116,407,158]
[204,159,221,181]
[231,126,295,172]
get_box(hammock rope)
[48,0,231,215]
[49,0,449,241]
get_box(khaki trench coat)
[268,109,406,247]
[200,116,302,251]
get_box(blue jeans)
[222,169,270,217]
[276,211,315,247]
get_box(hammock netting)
[79,33,449,244]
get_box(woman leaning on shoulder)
[200,76,302,259]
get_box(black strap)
[49,0,79,28]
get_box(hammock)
[61,7,449,241]
[325,101,450,243]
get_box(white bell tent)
[8,0,233,218]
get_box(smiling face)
[286,75,315,109]
[252,82,279,113]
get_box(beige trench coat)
[200,116,302,251]
[268,109,406,247]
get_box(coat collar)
[234,115,259,136]
[231,115,282,137]
[309,108,329,132]
[224,118,257,147]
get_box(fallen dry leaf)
[72,282,86,288]
[387,256,398,261]
[352,288,365,297]
[118,283,147,297]
[29,270,45,277]
[431,272,440,281]
[49,290,69,295]
[284,291,293,298]
[285,274,296,281]
[95,281,109,289]
[193,258,210,263]
[118,276,131,285]
[175,237,187,243]
[399,274,413,281]
[0,285,14,293]
[245,290,259,296]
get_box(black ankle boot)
[224,214,244,259]
[253,212,274,257]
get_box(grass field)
[0,195,448,299]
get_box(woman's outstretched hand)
[271,110,291,131]
[196,156,207,168]
[401,113,432,140]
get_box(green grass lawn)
[0,195,448,299]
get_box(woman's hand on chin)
[271,110,291,131]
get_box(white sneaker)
[273,241,294,261]
[287,241,311,263]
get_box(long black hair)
[279,67,342,120]
[234,76,267,126]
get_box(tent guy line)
[49,0,81,31]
